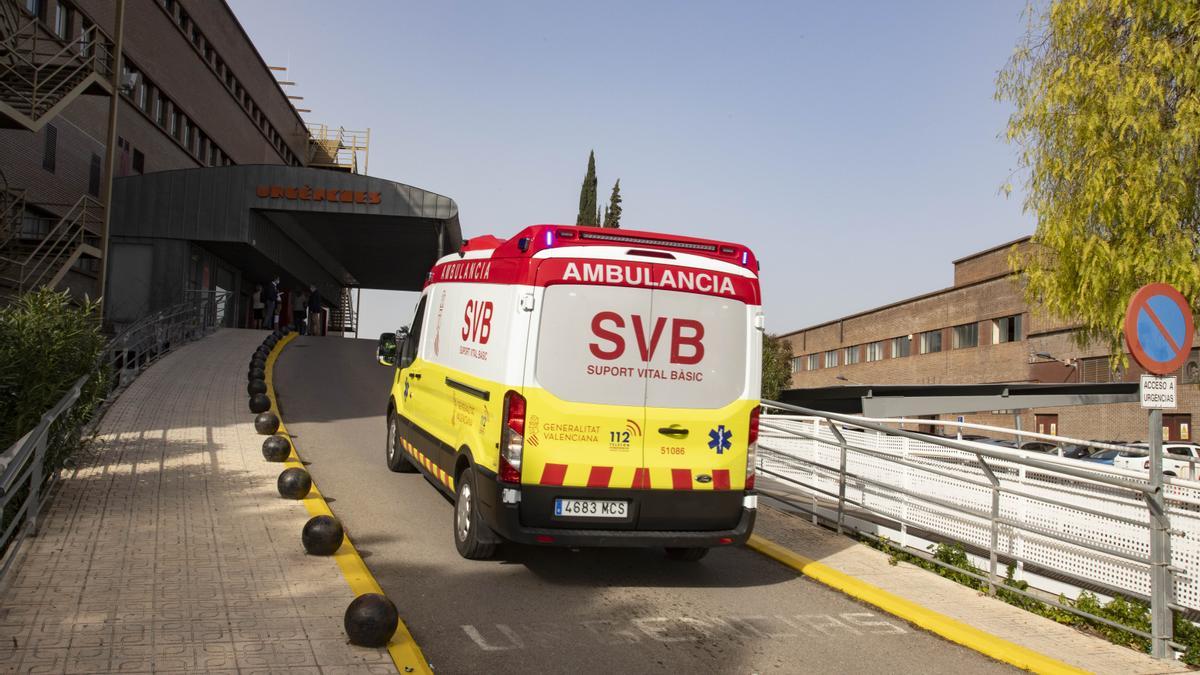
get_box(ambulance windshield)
[533,284,749,409]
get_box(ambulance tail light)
[500,390,526,483]
[745,407,760,490]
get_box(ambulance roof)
[455,225,758,271]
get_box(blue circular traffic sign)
[1124,283,1194,375]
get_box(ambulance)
[376,225,762,560]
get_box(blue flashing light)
[741,251,749,265]
[545,230,554,247]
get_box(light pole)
[97,0,126,322]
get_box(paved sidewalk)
[0,329,392,674]
[754,498,1188,674]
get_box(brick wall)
[780,237,1198,444]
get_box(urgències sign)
[255,184,382,205]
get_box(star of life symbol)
[708,425,732,454]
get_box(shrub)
[0,288,108,465]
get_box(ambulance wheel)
[454,468,496,560]
[386,411,417,473]
[665,547,709,562]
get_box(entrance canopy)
[111,165,462,293]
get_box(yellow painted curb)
[265,333,432,675]
[746,534,1089,675]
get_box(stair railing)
[0,195,102,292]
[0,11,114,122]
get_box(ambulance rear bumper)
[474,467,757,548]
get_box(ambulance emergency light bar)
[463,225,759,270]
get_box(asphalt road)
[275,336,1012,674]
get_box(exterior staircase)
[327,286,358,336]
[0,194,103,298]
[0,0,114,131]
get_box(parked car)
[1018,441,1058,453]
[1081,446,1143,466]
[1113,443,1200,478]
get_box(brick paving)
[0,329,393,674]
[755,499,1189,674]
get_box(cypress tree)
[575,151,598,226]
[603,179,622,229]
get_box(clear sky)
[229,0,1034,339]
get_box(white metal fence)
[758,400,1193,657]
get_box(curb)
[745,534,1088,675]
[265,333,432,675]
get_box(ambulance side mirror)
[396,326,416,369]
[376,332,397,367]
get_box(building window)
[24,0,43,19]
[78,17,92,55]
[891,335,911,358]
[993,314,1023,344]
[135,79,148,110]
[806,354,819,371]
[87,153,101,196]
[952,323,978,349]
[53,2,71,39]
[824,350,838,368]
[132,149,145,174]
[153,90,165,125]
[844,346,861,365]
[919,330,942,354]
[168,106,178,136]
[866,341,883,362]
[42,124,56,172]
[790,357,804,375]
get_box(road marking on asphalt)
[745,534,1087,675]
[266,334,432,675]
[461,611,908,650]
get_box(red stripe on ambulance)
[631,468,651,489]
[539,463,568,486]
[587,466,613,488]
[712,469,731,490]
[671,469,693,490]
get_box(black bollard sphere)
[302,515,345,556]
[247,379,267,396]
[262,435,291,462]
[254,412,280,435]
[248,367,266,382]
[247,391,271,413]
[255,348,270,359]
[249,393,271,414]
[250,356,266,370]
[281,325,291,335]
[344,593,399,648]
[277,467,312,499]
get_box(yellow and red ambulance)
[378,225,763,560]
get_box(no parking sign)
[1124,283,1194,376]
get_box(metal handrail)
[0,13,114,120]
[758,399,1178,659]
[0,194,101,292]
[0,291,229,579]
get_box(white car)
[1112,443,1200,479]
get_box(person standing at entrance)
[307,285,323,336]
[251,284,264,329]
[265,276,280,330]
[292,288,308,335]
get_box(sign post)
[1124,282,1195,660]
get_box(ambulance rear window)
[533,285,748,409]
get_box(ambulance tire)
[386,411,418,473]
[664,547,709,562]
[454,468,496,560]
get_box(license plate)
[554,498,628,518]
